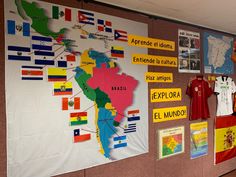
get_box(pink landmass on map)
[87,64,138,123]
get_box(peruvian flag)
[62,97,80,110]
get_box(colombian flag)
[215,115,236,164]
[47,68,67,82]
[53,82,72,95]
[70,112,88,126]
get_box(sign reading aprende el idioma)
[132,54,177,67]
[153,106,187,123]
[128,34,175,51]
[150,88,182,102]
[145,72,173,83]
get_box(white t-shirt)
[215,76,236,116]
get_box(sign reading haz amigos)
[145,72,173,83]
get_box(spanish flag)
[215,115,236,164]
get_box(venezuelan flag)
[70,112,88,126]
[111,46,124,58]
[215,115,236,164]
[53,82,72,95]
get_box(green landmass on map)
[15,0,73,50]
[74,71,96,101]
[95,88,111,108]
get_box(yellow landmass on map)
[108,61,116,68]
[105,103,117,116]
[94,104,105,155]
[80,49,96,75]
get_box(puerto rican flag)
[114,29,128,42]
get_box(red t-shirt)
[186,78,213,120]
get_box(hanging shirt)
[186,77,213,120]
[215,76,236,116]
[233,93,236,115]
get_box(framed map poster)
[204,32,234,74]
[158,126,185,159]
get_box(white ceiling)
[95,0,236,35]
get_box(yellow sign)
[128,34,175,51]
[145,72,173,83]
[151,88,182,102]
[153,106,187,123]
[132,54,177,67]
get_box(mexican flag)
[52,5,72,21]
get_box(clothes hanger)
[221,75,228,81]
[196,74,203,80]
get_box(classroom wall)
[1,0,236,177]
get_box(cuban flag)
[114,29,128,42]
[78,10,94,25]
[7,20,30,37]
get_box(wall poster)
[178,29,200,73]
[190,122,208,159]
[158,126,185,159]
[204,32,234,74]
[5,0,148,176]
